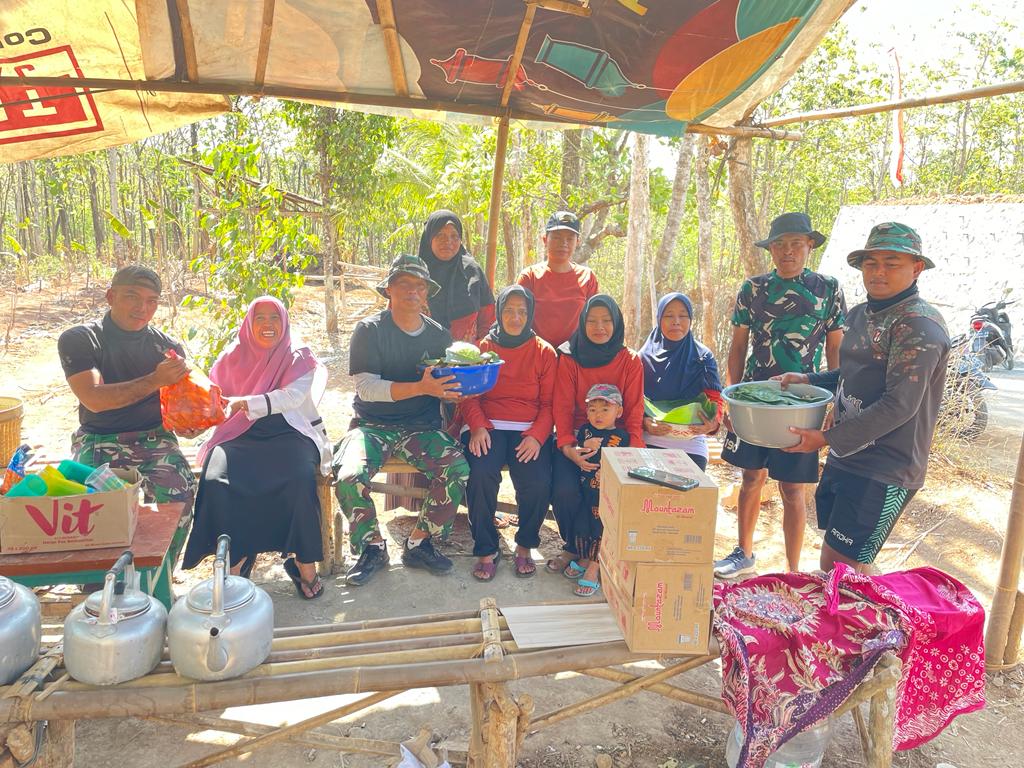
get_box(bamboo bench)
[0,598,901,768]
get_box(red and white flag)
[888,48,905,187]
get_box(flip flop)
[284,557,325,600]
[545,551,574,573]
[493,512,511,530]
[472,552,501,582]
[562,560,586,580]
[237,554,257,579]
[513,554,536,578]
[574,578,601,597]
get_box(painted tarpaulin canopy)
[0,0,851,163]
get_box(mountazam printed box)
[599,448,718,563]
[0,468,141,554]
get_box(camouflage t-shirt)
[731,269,846,380]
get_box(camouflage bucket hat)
[376,254,442,298]
[847,222,934,270]
[585,383,623,406]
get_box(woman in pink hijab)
[183,296,332,599]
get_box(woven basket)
[0,396,24,465]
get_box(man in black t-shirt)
[57,265,196,517]
[333,255,470,586]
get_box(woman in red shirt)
[461,286,556,580]
[548,295,644,575]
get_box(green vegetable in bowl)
[421,342,500,367]
[644,395,717,425]
[728,382,830,406]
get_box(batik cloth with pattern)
[712,564,984,768]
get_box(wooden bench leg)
[317,476,337,577]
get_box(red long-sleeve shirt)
[552,348,645,449]
[449,304,497,344]
[516,263,599,348]
[460,335,557,444]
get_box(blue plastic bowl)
[427,360,504,396]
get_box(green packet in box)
[644,395,717,426]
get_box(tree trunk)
[317,109,340,332]
[106,148,125,266]
[560,129,583,205]
[502,209,519,285]
[622,134,649,347]
[727,136,765,278]
[653,135,695,297]
[696,137,716,357]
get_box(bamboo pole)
[268,631,512,662]
[578,666,728,714]
[274,609,478,637]
[485,115,511,290]
[375,0,409,98]
[273,617,493,650]
[253,0,277,89]
[832,654,902,719]
[0,642,647,722]
[986,428,1024,668]
[480,598,505,662]
[172,0,200,82]
[763,78,1024,127]
[181,690,398,767]
[530,657,708,731]
[1003,591,1024,668]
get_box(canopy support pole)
[253,0,277,89]
[986,428,1024,669]
[375,0,409,98]
[485,116,512,288]
[171,0,199,81]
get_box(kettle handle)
[212,535,231,618]
[98,550,133,627]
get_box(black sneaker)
[401,536,453,574]
[345,543,390,586]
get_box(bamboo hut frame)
[0,599,903,768]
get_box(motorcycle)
[969,300,1015,371]
[944,333,997,440]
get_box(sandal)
[283,557,325,600]
[574,578,601,597]
[493,512,511,530]
[562,560,586,580]
[513,554,536,578]
[236,554,257,579]
[545,551,574,573]
[472,552,501,582]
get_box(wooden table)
[0,505,185,609]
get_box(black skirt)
[183,414,323,568]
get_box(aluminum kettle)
[168,534,273,681]
[63,551,167,686]
[0,575,41,686]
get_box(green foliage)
[185,140,317,367]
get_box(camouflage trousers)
[71,427,196,512]
[332,421,469,555]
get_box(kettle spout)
[206,627,229,673]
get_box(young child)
[573,383,630,597]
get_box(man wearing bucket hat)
[516,210,600,348]
[716,212,847,578]
[779,223,949,573]
[58,264,196,519]
[332,254,469,586]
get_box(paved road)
[974,364,1024,476]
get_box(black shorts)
[815,465,917,564]
[721,431,820,484]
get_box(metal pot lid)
[0,576,15,610]
[186,574,256,614]
[84,583,153,620]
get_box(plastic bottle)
[725,720,831,768]
[38,466,89,496]
[57,459,96,484]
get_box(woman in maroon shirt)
[461,286,557,580]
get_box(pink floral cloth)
[713,565,985,768]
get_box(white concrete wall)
[817,203,1024,335]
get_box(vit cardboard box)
[599,552,713,655]
[599,448,718,563]
[0,468,142,554]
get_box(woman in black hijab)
[460,286,558,580]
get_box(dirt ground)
[2,279,1022,768]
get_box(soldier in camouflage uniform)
[716,213,846,578]
[333,255,469,587]
[781,223,949,573]
[58,265,196,523]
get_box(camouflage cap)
[376,254,442,298]
[110,264,162,293]
[847,222,934,270]
[585,383,623,406]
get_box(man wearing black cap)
[332,255,469,586]
[716,213,846,578]
[780,223,949,573]
[57,265,196,517]
[516,211,599,348]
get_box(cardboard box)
[600,552,713,655]
[0,468,142,554]
[599,448,718,563]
